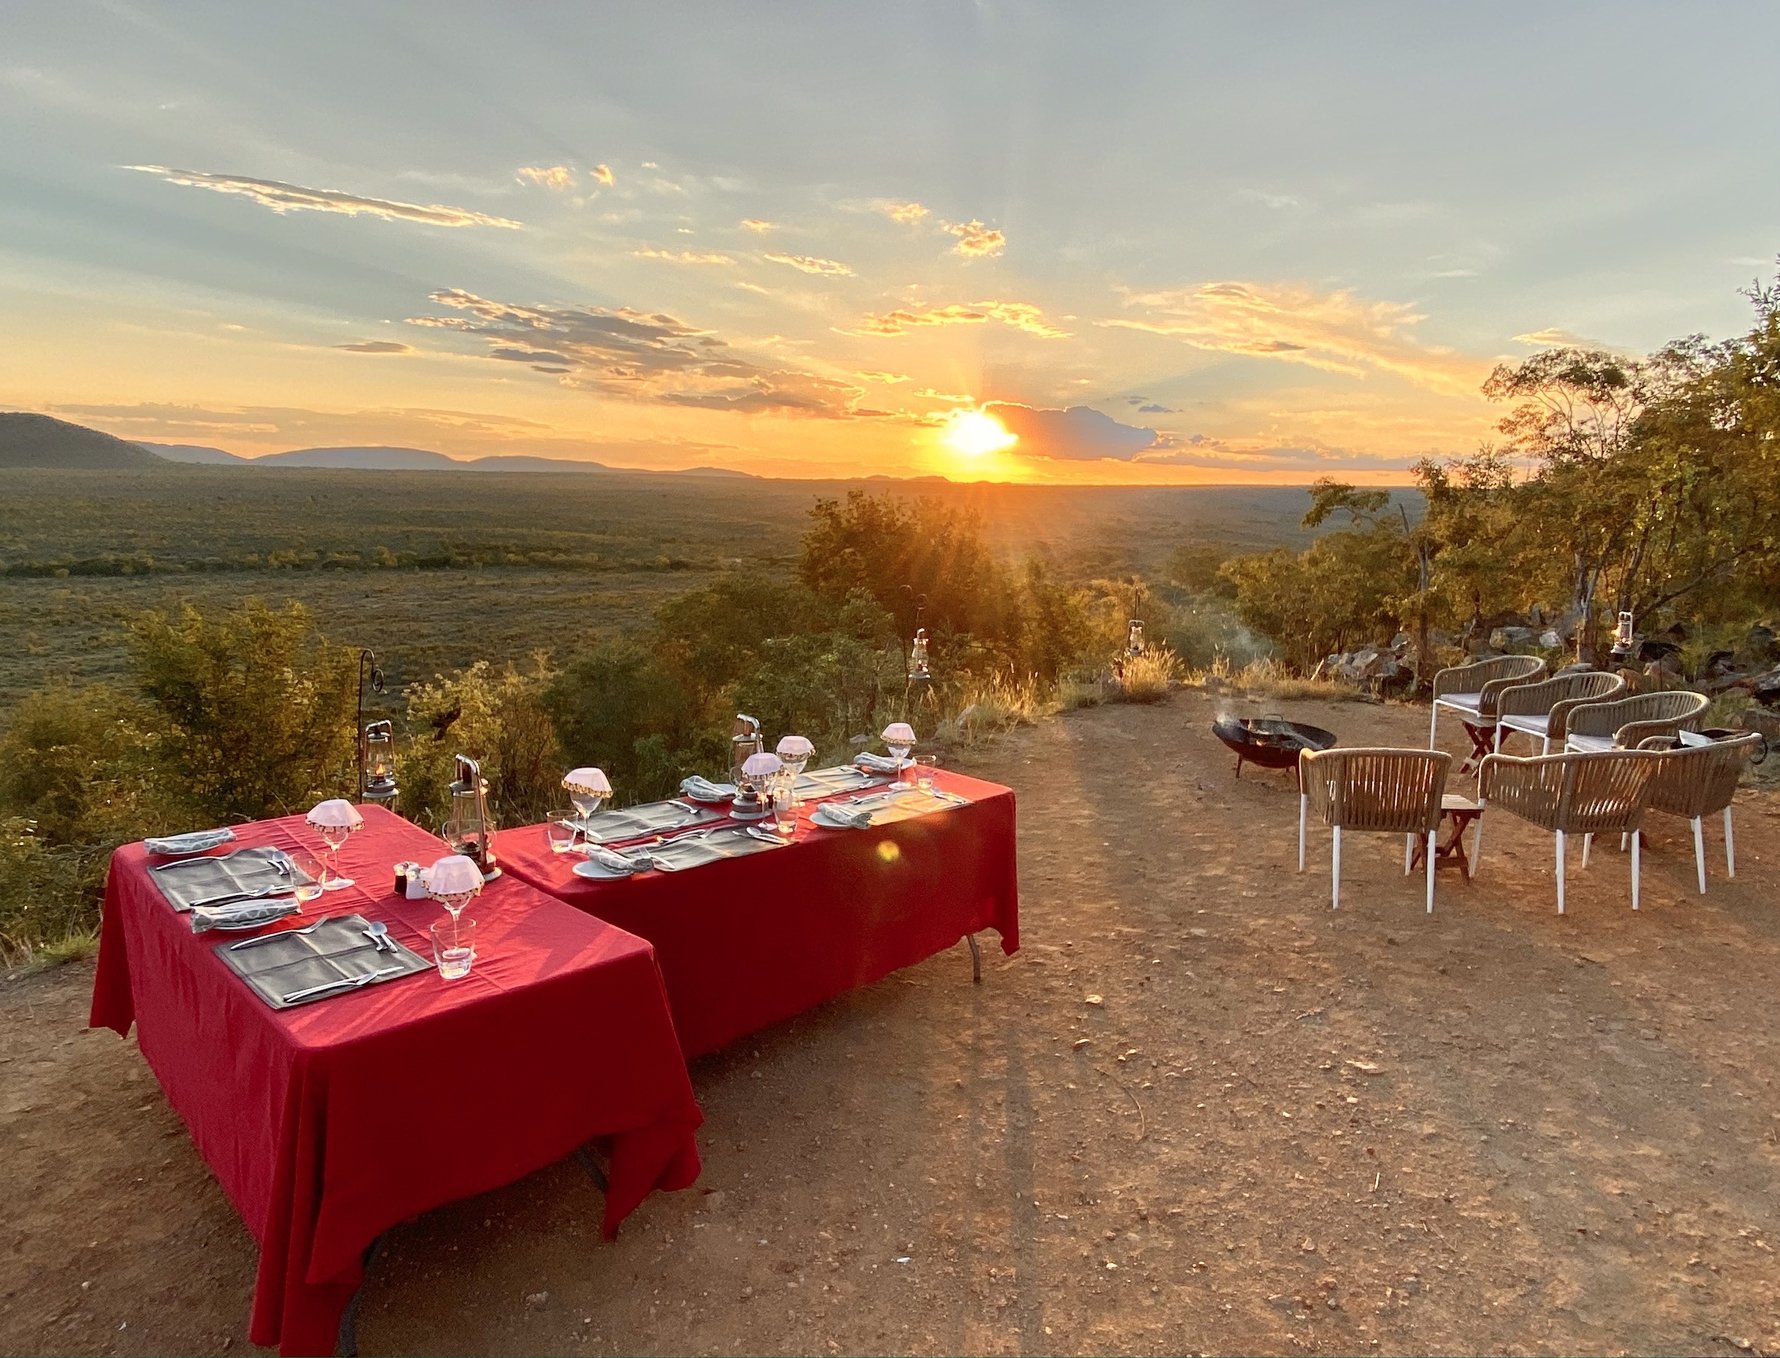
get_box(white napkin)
[145,828,236,855]
[854,752,904,773]
[680,775,738,799]
[586,845,648,874]
[818,804,874,828]
[189,897,300,933]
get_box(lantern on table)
[359,720,398,804]
[733,750,780,821]
[730,714,763,787]
[442,754,500,880]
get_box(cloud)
[516,165,575,191]
[764,251,854,277]
[406,288,886,419]
[851,299,1068,339]
[945,219,1006,258]
[855,370,910,384]
[633,246,734,265]
[873,199,930,225]
[740,218,777,232]
[1136,402,1175,414]
[1237,188,1305,211]
[1512,326,1610,350]
[592,164,615,186]
[334,340,413,354]
[984,403,1164,461]
[123,165,523,229]
[1107,280,1485,398]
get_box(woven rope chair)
[1298,747,1451,913]
[1428,655,1546,749]
[1495,671,1627,754]
[1475,749,1659,914]
[1563,690,1709,753]
[1627,732,1763,894]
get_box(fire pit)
[1212,715,1337,779]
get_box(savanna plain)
[3,471,1778,1357]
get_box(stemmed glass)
[423,853,484,958]
[561,767,611,853]
[776,735,813,807]
[882,723,916,783]
[305,799,364,891]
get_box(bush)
[398,656,563,831]
[1111,646,1180,703]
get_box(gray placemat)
[577,801,725,844]
[646,826,791,872]
[819,785,969,827]
[794,765,887,797]
[215,913,431,1009]
[148,847,305,913]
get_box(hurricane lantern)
[729,714,764,786]
[908,627,932,683]
[359,720,398,803]
[442,754,500,880]
[1127,619,1147,657]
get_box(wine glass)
[318,819,357,890]
[882,722,916,783]
[775,735,813,807]
[423,854,484,933]
[561,768,611,853]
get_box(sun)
[941,408,1019,461]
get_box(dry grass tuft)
[1189,656,1370,704]
[1110,647,1180,704]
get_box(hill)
[138,441,248,465]
[0,413,165,470]
[256,445,461,470]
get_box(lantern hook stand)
[353,649,393,803]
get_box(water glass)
[286,849,325,903]
[913,755,940,791]
[545,810,579,854]
[431,917,477,981]
[772,789,797,838]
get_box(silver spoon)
[366,921,394,953]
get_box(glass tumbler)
[431,917,477,981]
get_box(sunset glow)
[2,6,1775,483]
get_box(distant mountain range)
[0,413,757,478]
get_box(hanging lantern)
[359,720,397,803]
[441,754,500,880]
[908,627,932,685]
[1127,619,1147,657]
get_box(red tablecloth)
[492,770,1019,1060]
[90,806,702,1356]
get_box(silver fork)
[230,918,332,950]
[190,883,295,909]
[283,965,404,1004]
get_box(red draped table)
[492,770,1020,1060]
[90,805,702,1356]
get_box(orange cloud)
[851,299,1067,338]
[1107,280,1486,398]
[592,164,615,186]
[945,219,1006,258]
[764,251,854,277]
[741,218,778,232]
[516,165,575,190]
[874,199,930,224]
[124,165,522,229]
[634,246,734,265]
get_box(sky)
[4,2,1778,485]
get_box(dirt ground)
[5,690,1780,1356]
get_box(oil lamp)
[359,720,397,804]
[729,714,763,786]
[733,750,781,821]
[1609,610,1636,664]
[908,627,932,683]
[442,754,500,880]
[1127,619,1147,657]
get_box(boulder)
[1741,623,1777,665]
[1539,630,1562,650]
[1490,626,1538,650]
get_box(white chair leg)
[1555,830,1567,915]
[1692,817,1707,895]
[1469,806,1484,880]
[1331,826,1342,911]
[1631,830,1642,911]
[1494,724,1504,753]
[1403,834,1413,875]
[1724,806,1736,878]
[1425,831,1436,913]
[1428,704,1439,748]
[1582,832,1592,868]
[1297,794,1307,873]
[1619,831,1628,853]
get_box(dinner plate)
[572,857,641,879]
[681,788,735,805]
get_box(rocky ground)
[5,690,1779,1356]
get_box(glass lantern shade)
[441,754,499,879]
[909,627,932,681]
[1127,619,1146,656]
[360,720,397,801]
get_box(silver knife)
[283,965,404,1004]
